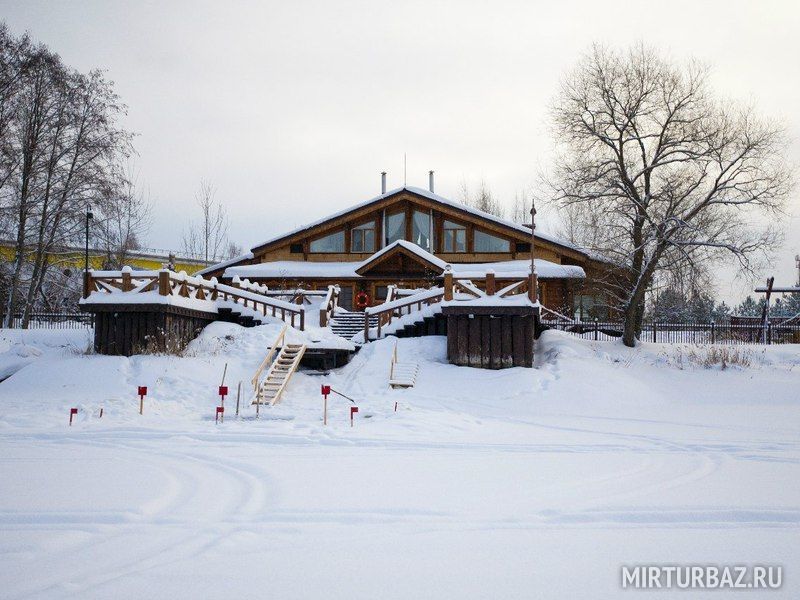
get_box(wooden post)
[299,309,305,331]
[594,318,599,341]
[363,312,370,342]
[444,267,453,301]
[121,269,133,292]
[485,271,496,296]
[235,381,241,417]
[528,272,538,303]
[320,307,327,327]
[710,321,715,345]
[158,270,170,296]
[83,271,92,298]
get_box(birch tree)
[548,44,792,346]
[181,180,229,265]
[0,25,132,326]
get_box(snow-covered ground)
[0,324,797,598]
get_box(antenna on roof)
[381,171,387,195]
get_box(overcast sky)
[2,0,798,303]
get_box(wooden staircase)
[388,341,419,388]
[251,326,306,406]
[330,310,378,340]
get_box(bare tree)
[224,240,243,260]
[459,178,505,218]
[182,180,229,265]
[510,191,532,224]
[547,44,792,346]
[0,25,132,326]
[94,165,152,269]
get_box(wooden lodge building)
[199,181,611,317]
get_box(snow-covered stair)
[253,343,306,405]
[330,310,378,340]
[389,341,419,388]
[389,362,419,388]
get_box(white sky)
[2,0,799,304]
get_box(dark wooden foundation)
[84,304,216,356]
[443,305,537,368]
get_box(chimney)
[381,171,387,194]
[428,170,435,193]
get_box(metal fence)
[1,312,94,329]
[543,320,800,345]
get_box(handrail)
[84,268,306,330]
[540,305,575,323]
[454,279,484,297]
[497,279,526,297]
[389,340,398,380]
[319,285,340,327]
[251,325,288,392]
[364,287,445,341]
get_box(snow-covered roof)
[226,261,362,279]
[222,257,584,280]
[356,239,448,273]
[250,186,582,254]
[451,260,584,279]
[196,252,254,277]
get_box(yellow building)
[0,240,207,275]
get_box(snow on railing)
[83,267,306,330]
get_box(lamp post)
[83,209,93,297]
[529,199,538,303]
[795,254,800,287]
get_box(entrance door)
[339,285,354,310]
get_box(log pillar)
[486,271,496,296]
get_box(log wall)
[89,305,216,356]
[444,305,537,368]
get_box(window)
[573,294,608,320]
[411,210,431,251]
[309,230,345,253]
[474,230,510,252]
[289,243,303,254]
[375,285,389,301]
[442,220,466,253]
[385,212,405,245]
[515,242,531,253]
[351,222,375,253]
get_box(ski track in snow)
[0,328,798,598]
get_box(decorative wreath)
[354,290,370,309]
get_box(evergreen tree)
[711,301,731,322]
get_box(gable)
[355,240,447,277]
[249,187,585,261]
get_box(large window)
[474,230,510,252]
[351,222,375,253]
[385,212,405,245]
[442,220,466,253]
[411,210,431,251]
[573,294,607,320]
[309,230,345,253]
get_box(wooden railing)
[363,287,445,341]
[84,268,306,330]
[319,285,340,327]
[250,324,287,396]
